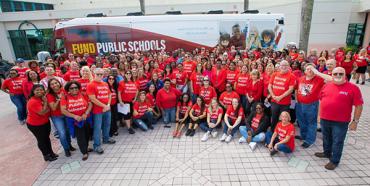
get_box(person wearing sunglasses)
[61,81,92,161]
[107,75,119,137]
[199,77,217,107]
[1,69,27,125]
[87,68,115,154]
[310,67,363,170]
[219,82,239,109]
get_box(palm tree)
[299,0,314,53]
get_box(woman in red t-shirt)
[263,63,274,102]
[22,70,40,100]
[199,76,217,107]
[235,64,250,112]
[246,70,263,115]
[26,84,57,161]
[146,84,161,119]
[266,111,295,156]
[173,93,192,138]
[186,96,207,137]
[133,91,155,131]
[78,66,93,97]
[47,78,75,157]
[354,49,368,85]
[136,68,149,91]
[219,82,240,108]
[1,69,27,124]
[107,75,119,137]
[61,81,92,161]
[340,51,357,80]
[220,98,244,143]
[201,99,223,142]
[190,63,204,103]
[118,70,139,134]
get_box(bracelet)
[352,119,359,124]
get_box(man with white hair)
[268,60,296,131]
[310,66,363,170]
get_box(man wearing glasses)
[309,66,363,170]
[87,68,116,154]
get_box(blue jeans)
[93,111,111,150]
[51,116,71,151]
[199,119,217,132]
[163,107,176,124]
[321,119,349,165]
[10,94,27,121]
[265,131,292,153]
[296,101,319,145]
[223,118,241,136]
[271,102,290,131]
[239,126,265,142]
[133,112,154,131]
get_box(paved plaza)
[1,83,370,186]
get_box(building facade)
[0,0,369,61]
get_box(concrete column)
[362,12,370,48]
[0,22,15,61]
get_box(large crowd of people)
[1,43,368,170]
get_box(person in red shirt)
[107,75,119,137]
[133,91,155,131]
[335,47,345,65]
[63,61,80,81]
[211,59,226,95]
[220,98,244,143]
[246,70,263,115]
[295,63,325,148]
[266,111,295,156]
[13,58,29,79]
[323,59,336,75]
[199,76,217,107]
[219,82,240,108]
[171,63,188,93]
[46,78,76,157]
[190,63,204,103]
[22,70,40,99]
[136,68,149,91]
[173,93,192,138]
[340,51,357,80]
[225,62,238,85]
[87,68,115,154]
[78,66,93,97]
[235,64,250,114]
[118,70,139,134]
[186,96,207,137]
[354,49,368,85]
[146,84,161,119]
[61,81,92,161]
[26,84,57,161]
[200,99,223,142]
[263,63,274,103]
[268,60,296,131]
[182,54,196,77]
[156,79,182,127]
[1,69,27,124]
[314,67,363,170]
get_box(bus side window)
[55,38,66,54]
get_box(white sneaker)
[225,135,233,143]
[249,142,257,151]
[201,132,210,142]
[19,120,25,125]
[211,131,218,138]
[220,133,227,141]
[239,137,247,143]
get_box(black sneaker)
[103,139,116,144]
[164,124,171,128]
[317,128,322,132]
[314,152,330,159]
[148,125,154,130]
[185,129,192,136]
[128,128,135,134]
[361,81,365,85]
[295,135,303,140]
[270,150,278,156]
[301,142,312,149]
[44,154,57,161]
[65,150,71,157]
[356,80,359,84]
[50,152,59,158]
[113,132,119,136]
[69,145,76,151]
[189,129,196,137]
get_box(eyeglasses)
[333,73,344,76]
[69,87,79,90]
[96,73,104,76]
[203,79,209,82]
[108,78,115,80]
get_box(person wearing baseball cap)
[13,58,29,79]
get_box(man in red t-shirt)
[314,67,363,170]
[87,68,115,154]
[296,63,325,148]
[268,60,296,130]
[63,61,81,81]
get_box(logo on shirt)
[339,91,348,96]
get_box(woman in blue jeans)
[47,78,76,157]
[133,91,154,131]
[239,102,270,151]
[220,98,245,143]
[201,98,223,142]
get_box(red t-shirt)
[146,93,155,106]
[46,90,64,116]
[177,101,192,115]
[211,68,226,92]
[335,50,345,63]
[136,76,149,91]
[199,86,217,106]
[26,97,50,126]
[133,101,151,119]
[226,105,244,124]
[190,72,204,95]
[156,87,181,109]
[77,78,90,95]
[86,81,111,114]
[191,103,204,117]
[226,70,238,85]
[251,113,263,131]
[297,76,325,104]
[247,80,263,101]
[2,77,23,95]
[110,88,117,105]
[219,91,240,106]
[320,82,363,122]
[262,73,271,97]
[274,122,295,151]
[60,93,88,116]
[183,60,196,77]
[13,67,29,79]
[354,55,367,67]
[269,72,296,105]
[207,107,223,120]
[171,69,187,86]
[235,73,250,95]
[118,81,139,102]
[63,70,80,81]
[340,60,355,75]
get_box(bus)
[53,13,285,55]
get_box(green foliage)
[344,45,359,53]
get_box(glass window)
[24,2,33,11]
[1,1,12,12]
[13,1,23,12]
[44,4,53,10]
[346,23,364,47]
[35,3,43,10]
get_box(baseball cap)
[16,58,24,63]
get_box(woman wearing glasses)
[61,81,92,160]
[118,70,139,134]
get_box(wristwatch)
[352,119,359,124]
